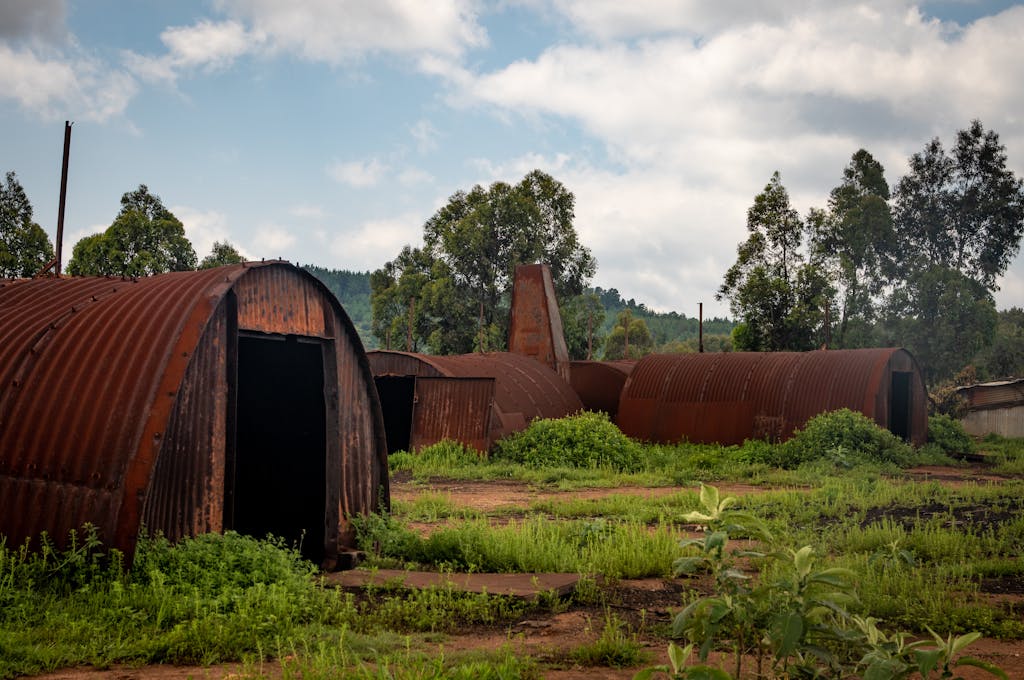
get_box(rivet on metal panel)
[11,379,20,387]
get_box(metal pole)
[824,300,831,349]
[55,121,72,275]
[699,302,704,353]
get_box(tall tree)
[372,170,596,353]
[67,185,197,276]
[199,240,245,269]
[560,292,606,360]
[886,121,1024,384]
[808,150,896,347]
[718,172,834,351]
[892,120,1024,291]
[603,308,653,360]
[0,171,55,277]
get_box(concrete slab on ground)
[324,569,579,599]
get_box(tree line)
[0,178,245,278]
[717,120,1024,386]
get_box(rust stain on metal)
[569,360,635,419]
[616,349,927,446]
[411,377,495,452]
[508,264,571,382]
[368,350,583,449]
[1,262,388,565]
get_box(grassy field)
[2,411,1022,679]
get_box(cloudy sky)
[2,0,1023,317]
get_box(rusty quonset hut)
[0,262,388,567]
[616,349,927,446]
[367,350,584,453]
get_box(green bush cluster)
[492,411,643,472]
[780,408,915,468]
[927,414,976,456]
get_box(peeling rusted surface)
[616,349,927,446]
[368,350,583,449]
[411,377,495,453]
[508,264,570,382]
[569,360,635,419]
[0,262,388,565]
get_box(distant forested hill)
[302,265,733,353]
[302,265,377,349]
[594,287,734,352]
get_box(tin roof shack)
[367,350,583,453]
[956,379,1024,438]
[0,262,388,569]
[569,360,636,419]
[616,348,927,446]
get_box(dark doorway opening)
[374,375,415,454]
[890,371,912,441]
[232,334,327,562]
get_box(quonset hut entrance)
[0,262,389,568]
[230,333,330,563]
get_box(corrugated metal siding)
[961,407,1024,438]
[411,377,495,452]
[1,262,389,560]
[616,349,927,445]
[367,350,583,447]
[961,383,1024,409]
[569,360,634,418]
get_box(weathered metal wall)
[616,349,927,446]
[411,377,495,452]
[0,262,388,563]
[961,406,1024,438]
[569,360,635,419]
[367,350,583,449]
[508,263,571,382]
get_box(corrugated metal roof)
[367,350,583,446]
[569,360,635,418]
[956,379,1024,409]
[0,262,388,560]
[616,349,927,445]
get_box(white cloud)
[0,44,137,122]
[212,0,487,63]
[327,158,388,188]
[290,204,327,219]
[410,119,441,152]
[173,206,250,261]
[397,167,434,186]
[0,0,66,42]
[252,224,297,258]
[328,213,423,270]
[125,20,259,83]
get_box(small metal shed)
[616,349,927,446]
[0,262,388,568]
[956,379,1024,438]
[367,350,584,453]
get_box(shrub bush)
[780,409,914,468]
[491,411,643,472]
[927,414,975,456]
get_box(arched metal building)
[616,349,927,446]
[0,262,388,568]
[569,360,636,420]
[367,350,584,453]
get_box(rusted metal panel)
[410,377,495,452]
[616,349,927,446]
[961,406,1024,438]
[569,360,634,418]
[234,264,329,337]
[1,262,389,563]
[508,264,571,382]
[367,350,583,447]
[958,381,1024,409]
